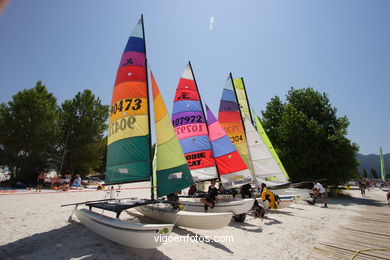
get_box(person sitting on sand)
[200,180,219,211]
[312,180,328,208]
[36,172,46,192]
[260,183,279,209]
[72,175,81,187]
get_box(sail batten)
[172,63,218,182]
[106,17,151,185]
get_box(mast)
[141,14,154,200]
[188,61,220,181]
[240,77,254,123]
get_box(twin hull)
[136,204,233,230]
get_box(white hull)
[180,198,254,215]
[272,188,310,202]
[136,204,233,230]
[76,208,173,248]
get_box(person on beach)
[241,183,252,198]
[359,179,366,196]
[188,185,197,195]
[200,180,218,211]
[260,183,279,209]
[387,191,390,208]
[312,181,328,208]
[167,192,183,210]
[72,175,81,187]
[36,172,46,192]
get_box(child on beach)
[260,183,279,209]
[387,191,390,208]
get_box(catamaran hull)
[180,198,254,215]
[272,188,310,202]
[76,208,173,249]
[136,204,233,230]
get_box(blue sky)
[0,0,389,155]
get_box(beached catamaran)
[171,63,254,219]
[72,16,233,248]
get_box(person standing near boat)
[312,180,328,208]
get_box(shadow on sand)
[126,210,234,254]
[0,220,171,260]
[326,195,386,207]
[228,217,263,233]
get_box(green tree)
[59,90,108,177]
[0,81,60,183]
[261,87,359,185]
[363,169,368,178]
[370,168,378,179]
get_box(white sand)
[0,183,388,260]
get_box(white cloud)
[209,16,215,31]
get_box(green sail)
[151,72,193,197]
[380,147,385,181]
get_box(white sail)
[243,115,289,186]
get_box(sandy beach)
[0,183,388,260]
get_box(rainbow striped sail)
[151,72,193,197]
[218,74,252,173]
[206,105,252,189]
[106,17,150,184]
[172,63,218,182]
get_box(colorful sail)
[253,110,290,182]
[244,114,289,185]
[106,17,151,184]
[151,72,193,197]
[206,105,252,189]
[380,147,385,181]
[218,74,252,172]
[172,63,218,182]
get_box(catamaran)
[171,63,254,221]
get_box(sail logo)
[168,172,183,179]
[107,115,149,145]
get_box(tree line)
[0,81,108,184]
[0,82,359,186]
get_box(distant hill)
[357,153,390,178]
